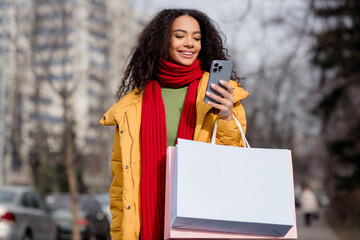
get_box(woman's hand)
[205,80,234,121]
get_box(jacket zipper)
[124,112,136,214]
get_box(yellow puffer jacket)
[100,72,249,240]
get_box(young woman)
[100,9,249,240]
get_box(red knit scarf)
[140,59,203,240]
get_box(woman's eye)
[194,37,201,41]
[175,35,184,39]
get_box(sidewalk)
[296,208,340,240]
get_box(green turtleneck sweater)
[161,86,189,147]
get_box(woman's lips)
[178,51,195,58]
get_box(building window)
[89,44,105,54]
[89,14,106,25]
[39,73,73,82]
[0,32,10,38]
[89,74,103,84]
[29,96,52,105]
[0,16,10,25]
[38,12,72,21]
[0,1,11,8]
[89,29,106,39]
[37,27,73,36]
[38,0,75,5]
[90,0,105,9]
[36,58,73,66]
[88,89,102,99]
[36,43,73,51]
[29,113,64,124]
[0,47,9,54]
[90,60,106,70]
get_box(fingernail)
[220,80,224,83]
[206,91,210,95]
[211,83,215,87]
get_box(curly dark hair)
[115,8,242,100]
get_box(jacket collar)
[100,89,142,126]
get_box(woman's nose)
[184,37,194,47]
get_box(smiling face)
[167,15,202,66]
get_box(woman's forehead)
[171,15,201,33]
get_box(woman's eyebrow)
[174,29,201,34]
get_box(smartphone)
[204,60,233,104]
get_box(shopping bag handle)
[211,114,251,148]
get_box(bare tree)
[33,1,84,238]
[7,0,85,239]
[222,1,325,185]
[28,0,55,195]
[3,0,146,238]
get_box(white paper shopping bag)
[170,116,297,237]
[164,146,298,239]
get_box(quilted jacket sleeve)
[216,101,247,147]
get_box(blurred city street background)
[0,0,359,239]
[296,208,340,240]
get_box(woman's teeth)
[180,52,193,55]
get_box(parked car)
[0,185,57,240]
[45,193,110,240]
[93,193,111,224]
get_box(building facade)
[0,0,147,191]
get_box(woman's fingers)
[219,80,234,98]
[206,80,234,120]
